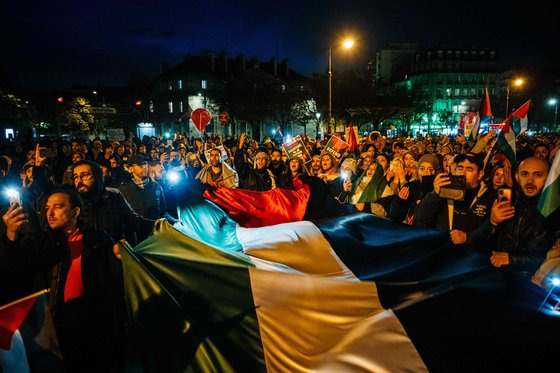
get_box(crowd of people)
[1,128,559,370]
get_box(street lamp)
[328,38,354,134]
[549,98,558,129]
[505,78,524,117]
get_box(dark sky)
[1,0,558,91]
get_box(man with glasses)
[71,159,155,245]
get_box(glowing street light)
[328,38,355,134]
[548,98,558,128]
[505,77,524,117]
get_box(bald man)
[487,156,555,277]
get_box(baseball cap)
[128,154,149,166]
[453,153,484,171]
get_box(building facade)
[377,45,504,133]
[152,51,313,140]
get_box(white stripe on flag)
[249,268,427,372]
[236,221,356,280]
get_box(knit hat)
[418,154,441,174]
[253,151,269,168]
[340,157,357,175]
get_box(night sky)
[1,0,558,91]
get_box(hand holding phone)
[498,188,512,204]
[5,188,22,207]
[2,197,26,241]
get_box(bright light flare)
[343,40,354,49]
[514,78,524,87]
[548,99,557,106]
[551,278,560,287]
[167,171,179,183]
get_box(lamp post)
[505,78,524,118]
[328,39,354,135]
[548,98,558,130]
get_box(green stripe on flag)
[121,221,266,372]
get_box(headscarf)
[350,162,387,203]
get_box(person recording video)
[413,153,496,247]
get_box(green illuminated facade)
[392,46,504,133]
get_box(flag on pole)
[470,87,494,142]
[494,115,516,164]
[0,291,63,372]
[0,292,41,350]
[511,100,531,136]
[347,123,358,152]
[538,150,560,217]
[276,126,283,137]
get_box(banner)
[282,135,312,163]
[460,112,478,137]
[320,135,350,165]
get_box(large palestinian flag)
[121,193,560,372]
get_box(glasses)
[72,172,93,182]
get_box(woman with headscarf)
[389,154,440,224]
[345,161,394,217]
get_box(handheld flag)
[347,123,358,152]
[494,115,516,164]
[538,150,560,217]
[276,126,283,137]
[470,87,494,141]
[511,100,531,136]
[0,291,63,372]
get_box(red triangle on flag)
[332,136,350,152]
[0,291,42,349]
[347,123,358,152]
[480,87,493,118]
[512,100,531,118]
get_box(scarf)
[133,176,150,189]
[351,162,387,204]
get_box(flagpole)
[0,289,49,311]
[483,136,500,169]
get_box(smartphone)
[5,188,22,206]
[498,188,512,203]
[447,175,467,189]
[340,171,350,180]
[421,174,435,185]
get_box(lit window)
[178,80,183,90]
[300,85,304,92]
[168,82,173,91]
[179,101,183,113]
[455,88,460,96]
[281,84,286,93]
[149,101,154,113]
[201,80,207,89]
[168,102,173,113]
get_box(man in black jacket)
[485,156,557,277]
[119,155,168,241]
[71,159,155,245]
[414,153,496,247]
[1,189,125,371]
